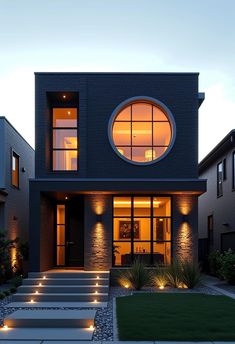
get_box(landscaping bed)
[116,293,235,341]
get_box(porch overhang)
[30,178,207,195]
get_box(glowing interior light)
[2,325,9,331]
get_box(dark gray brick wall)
[84,194,112,270]
[172,194,198,262]
[35,73,199,180]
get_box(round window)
[109,97,176,164]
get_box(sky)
[0,0,235,161]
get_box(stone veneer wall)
[84,194,112,270]
[172,194,198,262]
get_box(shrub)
[10,287,17,294]
[165,260,182,288]
[0,293,5,300]
[9,275,22,288]
[181,260,201,288]
[151,265,168,289]
[220,249,235,285]
[119,259,150,290]
[208,250,223,278]
[3,290,10,296]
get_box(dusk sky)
[0,0,235,160]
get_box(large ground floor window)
[113,196,171,266]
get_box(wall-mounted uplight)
[96,214,102,223]
[182,214,189,223]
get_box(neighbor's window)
[233,152,235,189]
[113,196,171,266]
[52,108,78,171]
[217,162,223,197]
[111,101,173,163]
[12,151,19,188]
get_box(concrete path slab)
[0,341,41,344]
[0,327,93,340]
[4,309,96,328]
[5,301,107,308]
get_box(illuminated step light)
[2,325,9,331]
[96,276,100,279]
[30,299,34,303]
[89,325,95,331]
[93,299,97,303]
[43,276,46,280]
[94,291,98,294]
[39,283,42,287]
[95,283,99,286]
[35,290,38,294]
[124,284,129,289]
[62,94,66,99]
[159,285,165,290]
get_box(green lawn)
[116,293,235,341]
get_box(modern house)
[0,117,34,257]
[29,72,206,272]
[199,130,235,255]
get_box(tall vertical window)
[52,108,78,171]
[56,204,65,266]
[233,152,235,189]
[12,151,19,188]
[217,162,223,197]
[207,215,213,251]
[113,196,171,266]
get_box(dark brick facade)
[30,73,206,271]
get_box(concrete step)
[23,277,109,286]
[12,292,108,302]
[4,309,96,328]
[18,284,109,293]
[6,301,107,308]
[28,271,109,279]
[0,327,94,341]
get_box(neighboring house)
[29,72,206,272]
[199,130,235,258]
[0,117,34,252]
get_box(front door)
[55,198,84,267]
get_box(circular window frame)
[108,96,176,166]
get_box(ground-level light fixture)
[2,325,9,331]
[30,299,34,303]
[89,325,95,331]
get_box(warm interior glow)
[112,101,172,163]
[113,196,171,266]
[12,152,19,187]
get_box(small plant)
[0,293,4,300]
[220,249,235,285]
[151,265,167,289]
[10,286,17,294]
[119,259,150,290]
[181,260,201,288]
[208,250,223,278]
[9,275,22,288]
[165,260,182,288]
[3,290,10,297]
